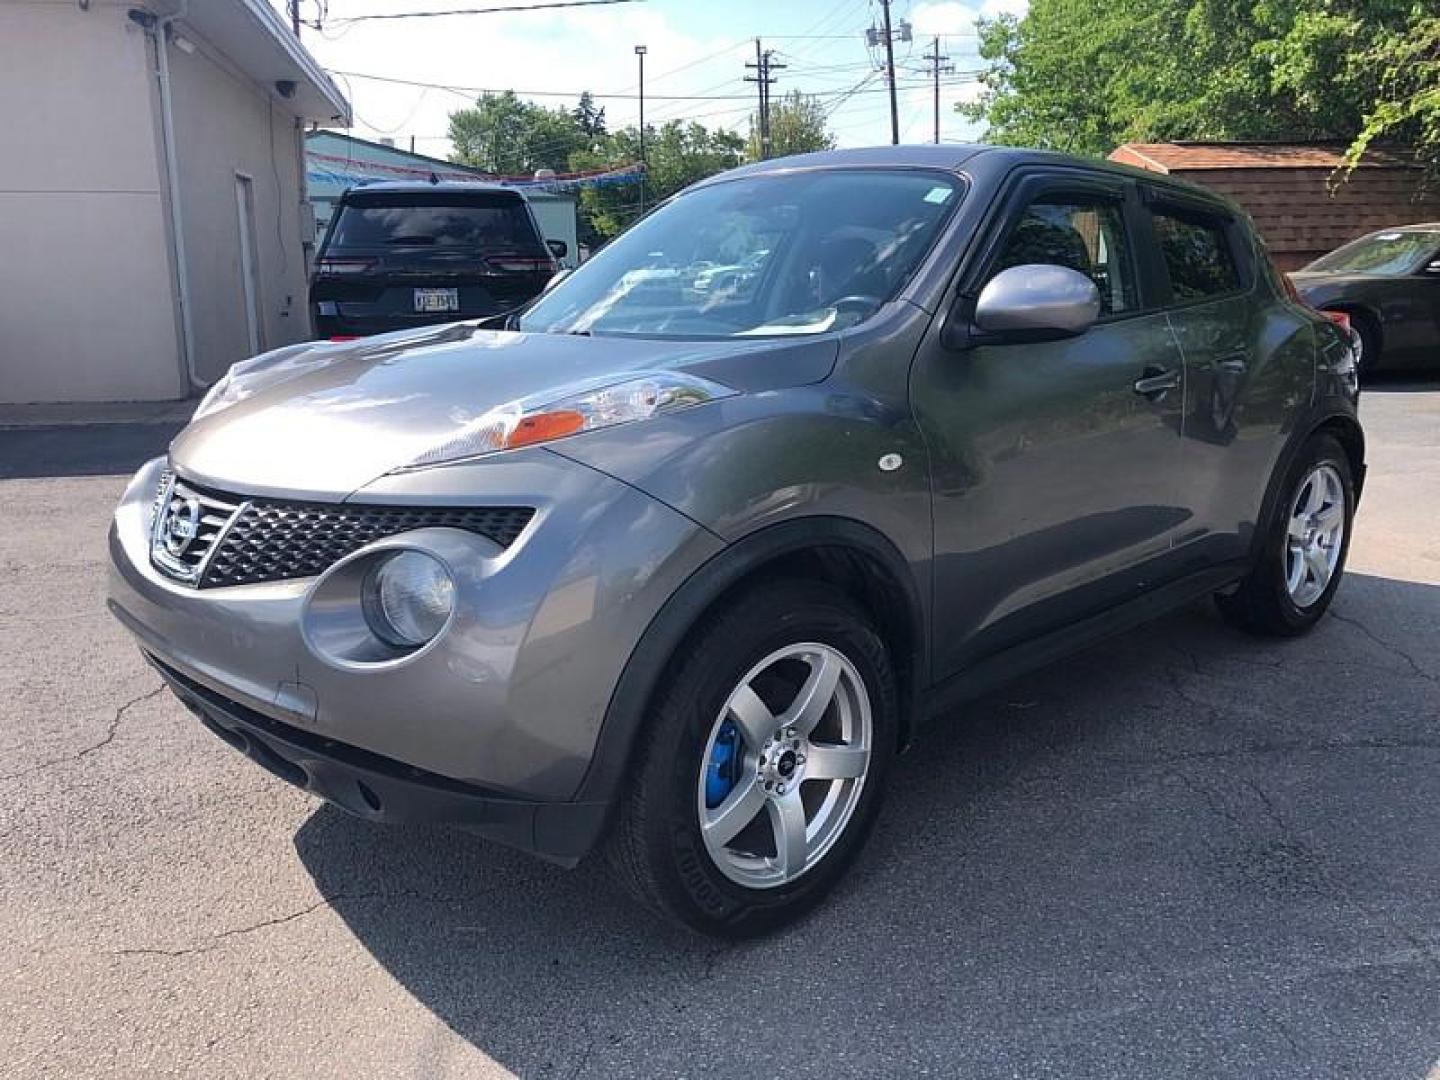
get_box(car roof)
[340,181,523,199]
[694,143,1241,214]
[1365,222,1440,234]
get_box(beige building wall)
[166,29,314,385]
[0,0,183,403]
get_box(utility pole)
[923,37,954,144]
[744,39,785,159]
[635,44,647,216]
[879,0,899,145]
[288,0,300,36]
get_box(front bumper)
[149,653,606,864]
[108,452,724,814]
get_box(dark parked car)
[1291,223,1440,371]
[311,182,560,338]
[111,146,1363,936]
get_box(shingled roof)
[1109,142,1419,172]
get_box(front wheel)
[604,580,897,937]
[1216,433,1354,636]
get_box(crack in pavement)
[0,684,166,783]
[1329,610,1437,683]
[112,887,494,959]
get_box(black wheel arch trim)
[1249,402,1366,565]
[573,515,928,813]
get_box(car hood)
[170,321,839,499]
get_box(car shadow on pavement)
[294,571,1440,1077]
[0,423,184,479]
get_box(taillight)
[328,335,360,342]
[317,257,376,275]
[485,256,554,274]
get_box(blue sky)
[277,0,1027,162]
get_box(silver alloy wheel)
[1285,462,1346,608]
[697,642,873,889]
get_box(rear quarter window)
[1151,207,1241,302]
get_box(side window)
[1151,208,1240,301]
[988,195,1137,316]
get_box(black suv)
[311,182,560,338]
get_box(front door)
[912,173,1189,681]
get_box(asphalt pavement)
[1,379,1437,1078]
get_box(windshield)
[1307,230,1440,275]
[329,194,542,251]
[518,169,962,338]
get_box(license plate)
[414,288,459,314]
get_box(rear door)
[912,169,1190,680]
[1143,190,1314,566]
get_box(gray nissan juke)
[108,146,1364,936]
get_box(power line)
[327,0,639,23]
[329,68,976,102]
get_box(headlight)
[404,371,735,468]
[362,551,455,648]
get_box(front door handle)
[1134,366,1181,400]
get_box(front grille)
[149,472,533,589]
[150,473,243,585]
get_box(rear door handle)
[1134,366,1181,399]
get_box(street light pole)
[635,44,647,218]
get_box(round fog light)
[363,551,455,648]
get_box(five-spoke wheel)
[1217,433,1354,636]
[605,580,895,937]
[699,643,872,888]
[1285,463,1346,608]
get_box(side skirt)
[921,560,1247,723]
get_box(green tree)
[571,91,608,145]
[961,0,1413,158]
[1343,15,1440,184]
[747,90,836,161]
[448,90,588,176]
[570,120,746,239]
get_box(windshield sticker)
[923,186,953,205]
[1376,232,1402,240]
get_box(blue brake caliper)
[705,719,741,808]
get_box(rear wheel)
[604,580,896,937]
[1216,434,1354,636]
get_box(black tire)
[1216,433,1355,636]
[604,578,897,937]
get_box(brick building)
[1109,141,1440,270]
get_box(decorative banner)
[306,151,643,192]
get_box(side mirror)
[972,264,1101,342]
[542,268,572,294]
[546,239,569,260]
